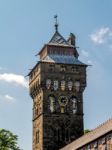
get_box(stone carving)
[46,79,51,89]
[61,80,66,91]
[70,96,77,114]
[54,80,59,90]
[68,81,73,91]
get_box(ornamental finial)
[54,15,58,32]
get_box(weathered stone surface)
[29,29,87,150]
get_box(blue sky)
[0,0,112,149]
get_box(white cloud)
[0,94,15,103]
[4,94,15,102]
[87,60,93,65]
[5,94,14,100]
[81,50,89,57]
[0,73,28,88]
[90,27,111,44]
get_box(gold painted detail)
[61,80,66,91]
[58,96,68,107]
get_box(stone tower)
[28,20,87,150]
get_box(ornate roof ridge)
[91,117,112,131]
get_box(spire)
[54,15,58,32]
[49,16,76,47]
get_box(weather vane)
[54,15,58,32]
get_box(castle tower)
[28,19,87,150]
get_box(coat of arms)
[75,81,80,92]
[68,81,73,91]
[61,80,66,91]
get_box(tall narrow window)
[66,129,69,142]
[58,129,61,142]
[36,130,39,144]
[50,97,55,113]
[34,107,37,117]
[48,95,55,113]
[62,129,65,141]
[33,108,35,119]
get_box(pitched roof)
[49,31,72,47]
[60,118,112,150]
[40,54,86,65]
[38,31,74,55]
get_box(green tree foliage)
[0,129,21,150]
[84,129,91,134]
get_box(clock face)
[58,96,68,107]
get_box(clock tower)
[28,19,87,150]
